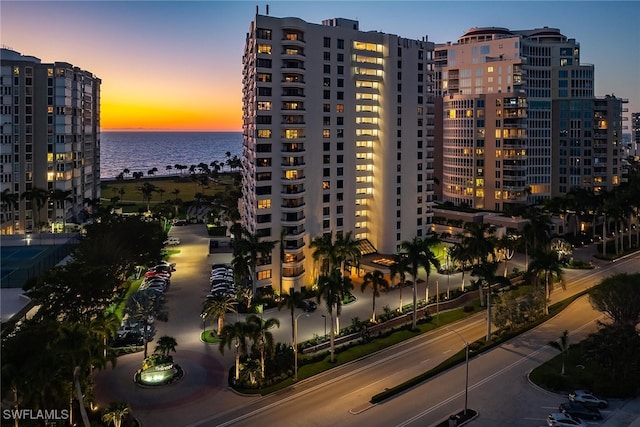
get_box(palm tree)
[335,231,361,279]
[154,335,178,357]
[219,320,252,382]
[528,249,565,316]
[278,289,305,344]
[102,402,130,427]
[548,330,570,375]
[400,237,432,330]
[389,253,410,312]
[246,314,280,378]
[471,260,510,340]
[309,233,337,277]
[56,322,93,427]
[461,222,496,265]
[361,269,389,323]
[278,228,287,296]
[449,241,474,291]
[20,186,49,232]
[521,207,552,263]
[316,268,351,362]
[88,312,120,359]
[421,237,441,304]
[202,294,238,335]
[233,226,276,295]
[496,229,519,277]
[138,182,157,212]
[124,289,169,358]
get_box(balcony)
[281,157,305,168]
[281,184,305,195]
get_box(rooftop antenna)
[266,4,269,15]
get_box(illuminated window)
[323,181,330,189]
[323,129,330,138]
[353,41,383,52]
[336,104,344,113]
[258,44,272,54]
[258,199,271,209]
[258,101,272,111]
[487,66,494,73]
[257,270,272,280]
[257,129,272,138]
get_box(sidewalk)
[603,396,640,427]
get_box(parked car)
[547,412,587,427]
[297,300,317,312]
[559,401,602,421]
[155,260,176,270]
[164,237,181,246]
[172,219,187,226]
[568,390,609,409]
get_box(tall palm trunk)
[73,367,90,427]
[329,311,335,362]
[234,339,240,381]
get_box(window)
[323,90,330,99]
[257,73,272,82]
[257,129,272,138]
[323,168,330,177]
[257,199,271,209]
[256,28,272,40]
[324,52,331,61]
[323,77,331,87]
[337,66,344,75]
[336,104,344,113]
[337,91,344,100]
[257,87,272,96]
[324,37,331,48]
[337,53,344,62]
[257,58,272,68]
[324,64,331,74]
[337,39,344,49]
[257,44,272,54]
[323,104,330,112]
[323,129,330,138]
[256,186,272,195]
[257,101,272,111]
[257,270,272,280]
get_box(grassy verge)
[234,303,482,395]
[369,289,589,403]
[101,174,236,204]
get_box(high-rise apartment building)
[1,48,101,235]
[434,27,625,211]
[242,12,435,292]
[633,112,640,157]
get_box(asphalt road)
[93,224,639,427]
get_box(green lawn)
[101,174,237,204]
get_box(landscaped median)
[369,289,589,404]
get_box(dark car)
[297,300,317,312]
[568,390,608,409]
[559,401,602,421]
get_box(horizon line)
[101,128,242,132]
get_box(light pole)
[293,312,308,381]
[201,313,206,331]
[447,327,470,415]
[321,314,327,339]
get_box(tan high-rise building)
[434,27,624,211]
[241,12,435,292]
[1,48,101,235]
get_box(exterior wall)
[242,14,435,291]
[435,27,621,211]
[0,49,101,235]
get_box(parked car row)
[209,264,235,297]
[111,261,176,348]
[546,390,607,426]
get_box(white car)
[547,412,587,427]
[568,390,608,408]
[164,237,181,246]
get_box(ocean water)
[100,131,243,179]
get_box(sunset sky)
[2,1,638,131]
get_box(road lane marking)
[395,316,603,427]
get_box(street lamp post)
[447,327,470,415]
[201,313,206,331]
[293,312,308,381]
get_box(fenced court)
[1,235,79,288]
